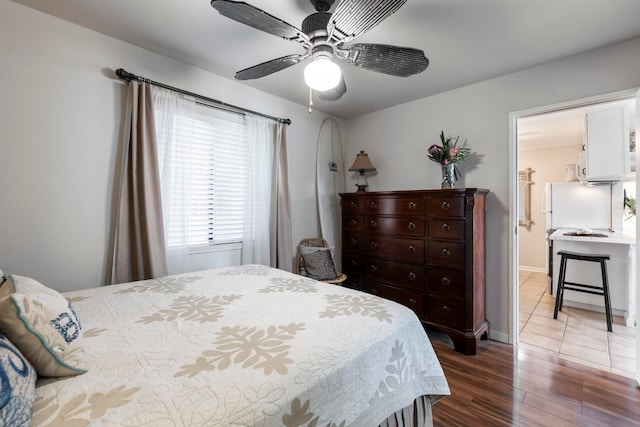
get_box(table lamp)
[348,150,376,192]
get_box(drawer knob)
[441,248,450,257]
[370,241,378,249]
[408,272,416,280]
[350,201,357,208]
[442,305,450,313]
[408,245,416,253]
[441,277,451,286]
[350,260,358,267]
[407,222,416,231]
[370,288,378,295]
[370,265,378,272]
[350,219,358,225]
[409,298,417,306]
[370,201,378,210]
[370,220,378,228]
[442,201,451,210]
[408,201,416,209]
[441,223,451,232]
[350,238,358,245]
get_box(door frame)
[508,88,639,357]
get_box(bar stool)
[553,250,612,332]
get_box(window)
[156,102,248,248]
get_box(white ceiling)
[10,0,640,119]
[518,109,586,150]
[518,98,636,150]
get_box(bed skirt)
[379,395,434,427]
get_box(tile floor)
[518,270,637,379]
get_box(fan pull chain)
[308,87,313,113]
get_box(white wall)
[0,0,340,291]
[344,37,640,341]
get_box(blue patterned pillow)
[0,333,37,427]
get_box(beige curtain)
[271,123,293,271]
[110,81,167,284]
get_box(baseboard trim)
[489,330,509,344]
[518,265,546,274]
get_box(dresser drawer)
[428,195,465,217]
[428,241,465,268]
[342,274,365,291]
[341,197,365,214]
[366,258,425,291]
[367,236,425,263]
[426,296,465,329]
[428,218,465,240]
[342,252,365,276]
[343,215,364,232]
[366,196,425,215]
[428,268,465,299]
[365,281,425,316]
[343,232,365,253]
[367,216,425,237]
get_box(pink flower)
[428,131,471,167]
[428,145,442,155]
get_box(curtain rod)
[115,68,291,125]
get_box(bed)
[1,265,449,426]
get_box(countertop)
[549,228,636,245]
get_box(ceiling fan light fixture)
[304,55,341,91]
[213,0,429,102]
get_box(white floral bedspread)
[33,265,449,426]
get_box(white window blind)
[159,104,248,248]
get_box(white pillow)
[0,275,86,377]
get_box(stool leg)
[600,260,613,332]
[558,256,568,312]
[553,255,567,319]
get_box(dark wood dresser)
[340,188,489,355]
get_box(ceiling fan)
[210,0,429,101]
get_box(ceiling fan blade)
[342,43,428,77]
[211,0,310,47]
[235,53,308,80]
[317,76,347,101]
[328,0,407,43]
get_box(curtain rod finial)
[116,68,134,82]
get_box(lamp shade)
[349,150,376,172]
[304,55,341,91]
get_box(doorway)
[511,90,638,380]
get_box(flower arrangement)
[427,131,471,179]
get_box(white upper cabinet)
[581,104,631,182]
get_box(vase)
[441,163,456,189]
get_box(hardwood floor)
[428,331,640,426]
